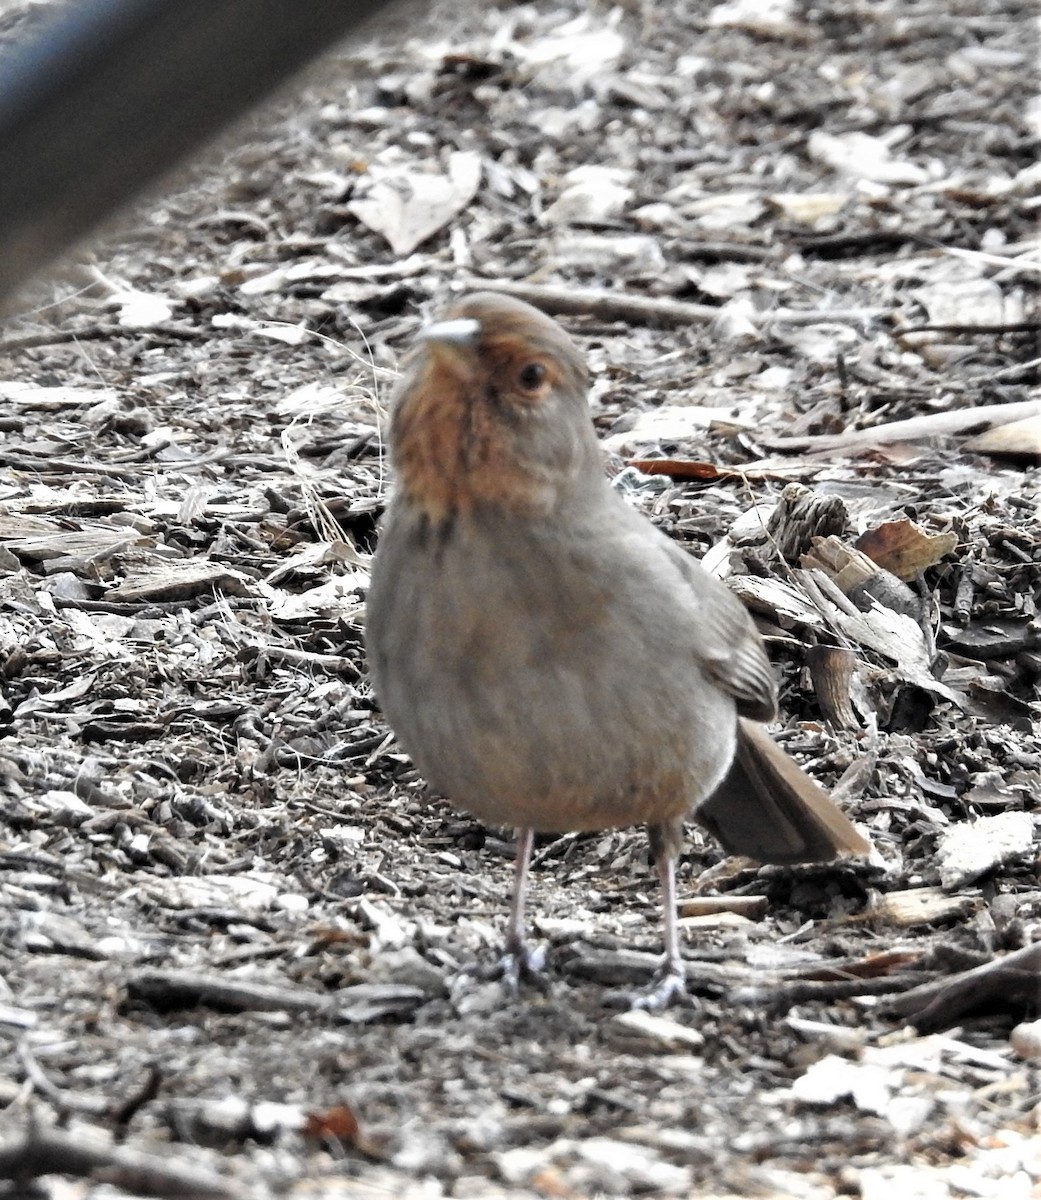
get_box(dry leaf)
[302,1103,361,1145]
[685,191,766,231]
[348,150,482,256]
[610,1009,706,1050]
[855,519,959,581]
[709,0,801,36]
[627,458,813,482]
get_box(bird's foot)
[629,958,687,1012]
[497,940,547,995]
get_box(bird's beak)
[419,316,481,355]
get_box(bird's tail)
[695,718,871,864]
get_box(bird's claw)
[629,961,687,1012]
[498,941,547,995]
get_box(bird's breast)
[366,506,739,832]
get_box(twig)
[471,280,885,329]
[730,974,924,1008]
[564,946,736,991]
[0,453,142,481]
[472,281,719,325]
[798,229,926,255]
[236,643,360,679]
[758,398,1041,452]
[766,307,883,326]
[987,355,1041,383]
[0,1121,239,1198]
[47,597,143,619]
[109,1063,163,1131]
[126,968,329,1015]
[0,325,125,352]
[0,322,211,354]
[531,831,584,867]
[18,1042,99,1112]
[678,240,774,263]
[900,322,1041,335]
[885,942,1041,1031]
[111,439,173,463]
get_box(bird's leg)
[632,820,688,1010]
[499,826,546,991]
[504,826,534,958]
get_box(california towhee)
[366,292,871,1008]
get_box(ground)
[0,0,1040,1197]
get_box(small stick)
[759,398,1041,453]
[470,280,884,328]
[472,281,719,325]
[0,1121,239,1198]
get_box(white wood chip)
[936,811,1036,891]
[543,165,633,226]
[611,1009,706,1050]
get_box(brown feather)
[696,718,870,864]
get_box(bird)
[365,291,871,1008]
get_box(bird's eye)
[518,362,546,391]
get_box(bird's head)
[389,292,602,521]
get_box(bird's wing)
[657,525,779,722]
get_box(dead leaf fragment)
[302,1103,360,1145]
[348,150,481,256]
[602,404,754,454]
[115,287,175,329]
[515,14,625,79]
[855,519,959,581]
[791,1053,894,1113]
[708,0,806,40]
